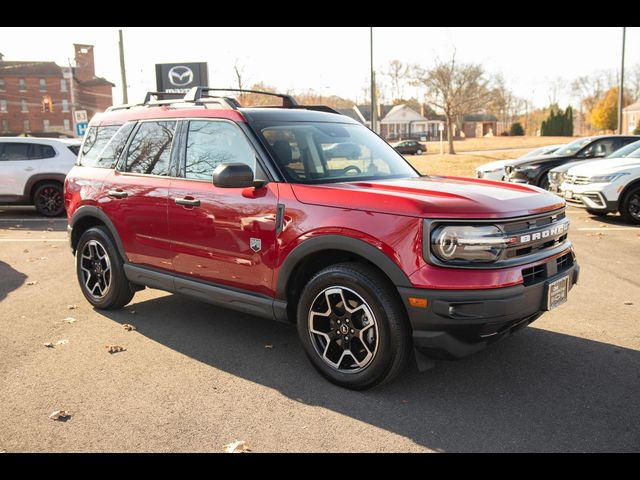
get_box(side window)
[97,123,135,169]
[592,139,616,157]
[184,120,256,180]
[0,143,30,161]
[30,144,56,160]
[79,125,121,167]
[125,121,176,176]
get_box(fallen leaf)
[43,342,54,348]
[49,410,71,421]
[39,256,47,260]
[15,224,22,228]
[586,232,605,237]
[624,301,634,305]
[104,344,125,354]
[401,400,409,404]
[55,339,68,346]
[264,344,274,349]
[122,324,137,331]
[223,440,251,453]
[67,305,78,310]
[26,281,38,286]
[46,228,53,232]
[23,249,29,253]
[301,426,308,429]
[130,310,137,314]
[64,317,77,324]
[599,224,607,228]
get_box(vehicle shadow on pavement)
[100,293,640,452]
[583,213,639,228]
[0,260,27,303]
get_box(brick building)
[0,44,114,138]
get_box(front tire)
[620,187,640,225]
[33,182,65,217]
[76,226,134,309]
[297,262,411,390]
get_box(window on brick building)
[39,78,46,91]
[60,79,67,92]
[62,99,69,112]
[2,120,8,132]
[19,78,26,90]
[0,79,5,91]
[0,99,7,112]
[21,99,28,112]
[43,119,50,131]
[64,119,70,131]
[23,120,30,132]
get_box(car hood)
[291,176,564,219]
[567,157,640,176]
[505,153,568,168]
[476,159,511,171]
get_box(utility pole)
[370,27,377,134]
[617,26,626,134]
[118,29,129,105]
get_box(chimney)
[0,52,4,62]
[74,44,95,81]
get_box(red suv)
[65,88,579,390]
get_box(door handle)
[175,197,200,207]
[108,189,128,199]
[24,166,35,171]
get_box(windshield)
[608,139,640,158]
[256,121,419,184]
[555,138,593,156]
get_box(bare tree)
[571,70,616,131]
[233,60,247,103]
[413,55,492,154]
[487,74,526,133]
[386,59,408,101]
[546,77,566,107]
[626,63,640,102]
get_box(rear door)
[167,119,279,296]
[100,120,176,271]
[0,142,44,196]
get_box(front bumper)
[398,257,579,360]
[558,182,620,212]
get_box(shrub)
[509,122,524,136]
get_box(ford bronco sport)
[65,87,579,390]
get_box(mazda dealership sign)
[155,62,208,93]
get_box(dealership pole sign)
[155,63,208,93]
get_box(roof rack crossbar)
[143,91,185,104]
[184,87,298,108]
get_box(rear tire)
[76,226,134,309]
[416,149,423,155]
[33,182,65,217]
[297,262,411,390]
[620,187,640,225]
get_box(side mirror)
[212,163,265,189]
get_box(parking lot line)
[0,238,67,242]
[577,227,639,231]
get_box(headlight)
[431,225,514,263]
[515,164,542,172]
[586,173,629,183]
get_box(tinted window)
[125,121,176,176]
[97,123,135,169]
[185,120,256,180]
[0,143,29,161]
[67,145,80,156]
[30,144,56,159]
[79,125,120,167]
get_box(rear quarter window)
[78,125,121,168]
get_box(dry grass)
[423,136,577,154]
[407,150,532,177]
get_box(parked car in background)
[476,144,563,181]
[504,135,640,189]
[0,137,81,216]
[391,140,426,155]
[559,152,640,223]
[548,139,640,192]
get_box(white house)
[379,104,442,141]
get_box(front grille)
[566,175,590,185]
[500,210,569,261]
[556,252,574,272]
[522,264,545,286]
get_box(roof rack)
[106,87,342,116]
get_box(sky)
[0,27,636,109]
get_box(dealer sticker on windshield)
[547,275,569,310]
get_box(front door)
[168,119,279,297]
[0,142,45,196]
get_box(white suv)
[559,154,640,224]
[0,137,81,216]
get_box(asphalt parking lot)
[0,205,639,452]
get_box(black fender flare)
[275,235,412,299]
[23,173,67,199]
[619,178,640,209]
[69,205,128,261]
